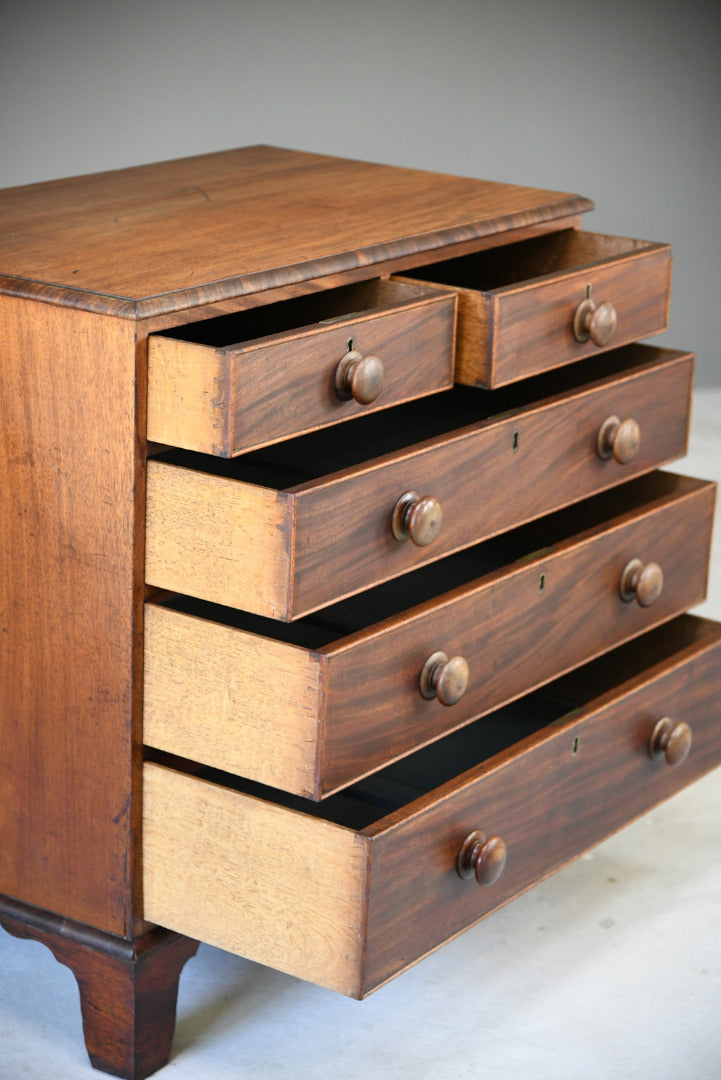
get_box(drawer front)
[399,231,671,387]
[145,347,693,620]
[143,474,715,799]
[142,617,721,999]
[147,280,456,456]
[362,617,721,992]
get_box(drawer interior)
[402,230,655,292]
[151,278,434,349]
[150,344,679,489]
[146,616,718,832]
[155,470,703,650]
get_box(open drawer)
[397,230,671,387]
[145,345,693,620]
[143,615,721,998]
[147,279,456,456]
[144,472,715,798]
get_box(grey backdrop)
[2,0,719,385]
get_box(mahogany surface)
[0,896,198,1079]
[0,145,591,317]
[0,296,142,936]
[145,345,693,620]
[140,617,721,998]
[143,472,715,798]
[0,145,717,1077]
[361,617,721,992]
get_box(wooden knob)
[392,490,443,546]
[649,717,692,767]
[573,297,618,346]
[596,415,641,464]
[619,558,664,607]
[457,830,507,886]
[335,350,384,404]
[419,651,469,706]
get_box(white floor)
[2,390,720,1080]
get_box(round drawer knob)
[649,717,692,767]
[619,558,664,607]
[457,830,507,886]
[597,415,641,464]
[392,490,443,546]
[419,650,469,706]
[335,350,384,405]
[573,297,618,346]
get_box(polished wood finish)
[2,147,718,1075]
[400,230,671,386]
[391,491,444,547]
[0,896,198,1080]
[142,617,721,999]
[649,716,693,766]
[147,280,456,456]
[456,831,508,886]
[145,346,694,620]
[419,651,470,706]
[143,473,714,798]
[361,616,721,993]
[597,414,641,463]
[620,558,664,607]
[335,350,385,405]
[0,295,141,936]
[573,296,618,345]
[0,146,591,317]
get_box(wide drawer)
[145,345,692,620]
[143,615,721,998]
[398,230,671,387]
[147,279,456,456]
[144,472,715,798]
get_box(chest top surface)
[0,145,591,316]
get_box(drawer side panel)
[147,337,231,455]
[143,604,325,798]
[145,462,294,620]
[143,764,369,997]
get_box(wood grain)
[147,280,456,456]
[142,473,714,798]
[143,347,693,620]
[0,146,592,317]
[290,347,693,615]
[319,474,714,791]
[361,616,721,992]
[0,895,199,1079]
[143,763,369,997]
[0,295,140,936]
[141,617,721,998]
[400,231,672,386]
[145,461,294,619]
[143,603,326,797]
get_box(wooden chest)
[0,146,718,1077]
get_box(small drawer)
[144,472,715,798]
[145,345,693,620]
[143,615,721,998]
[147,279,456,456]
[397,230,671,387]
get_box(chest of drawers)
[0,146,718,1078]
